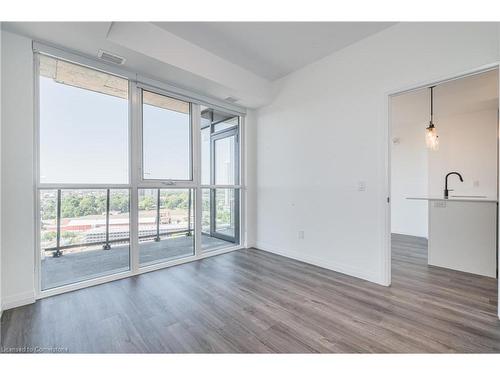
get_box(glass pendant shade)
[425,86,439,151]
[425,123,439,150]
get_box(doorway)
[387,66,500,318]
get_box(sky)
[40,77,191,184]
[143,101,190,180]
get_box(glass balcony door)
[210,129,239,243]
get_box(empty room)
[2,2,500,369]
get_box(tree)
[163,191,189,210]
[41,197,56,220]
[61,192,106,218]
[42,231,56,242]
[110,193,129,213]
[139,195,156,210]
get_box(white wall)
[428,109,498,198]
[390,90,429,238]
[0,22,3,316]
[245,109,258,248]
[1,31,35,309]
[255,22,499,285]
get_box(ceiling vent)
[97,49,126,65]
[225,96,239,103]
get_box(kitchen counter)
[406,196,497,278]
[407,196,497,203]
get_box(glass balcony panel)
[40,189,130,291]
[201,188,239,252]
[138,188,194,267]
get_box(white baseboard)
[2,291,36,310]
[254,241,385,285]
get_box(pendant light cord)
[430,86,435,124]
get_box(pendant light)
[425,86,439,150]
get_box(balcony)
[41,234,232,290]
[40,188,237,290]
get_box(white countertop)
[407,196,498,203]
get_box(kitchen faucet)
[444,172,463,199]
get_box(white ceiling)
[392,69,499,120]
[2,21,396,107]
[155,22,396,80]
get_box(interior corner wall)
[255,22,500,285]
[0,22,3,316]
[244,108,258,248]
[1,30,35,310]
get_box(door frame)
[383,62,500,319]
[210,127,240,243]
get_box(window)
[38,55,131,291]
[37,50,243,294]
[138,188,194,266]
[39,188,130,290]
[142,90,192,180]
[201,126,211,185]
[214,132,237,185]
[39,55,129,184]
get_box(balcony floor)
[41,234,233,290]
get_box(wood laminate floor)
[1,234,499,353]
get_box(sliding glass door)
[200,108,240,251]
[36,51,243,293]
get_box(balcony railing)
[44,188,193,257]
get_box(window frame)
[211,126,240,186]
[36,54,133,190]
[200,112,241,250]
[33,43,247,300]
[138,84,195,185]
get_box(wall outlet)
[434,201,447,208]
[298,230,305,239]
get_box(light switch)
[358,181,366,192]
